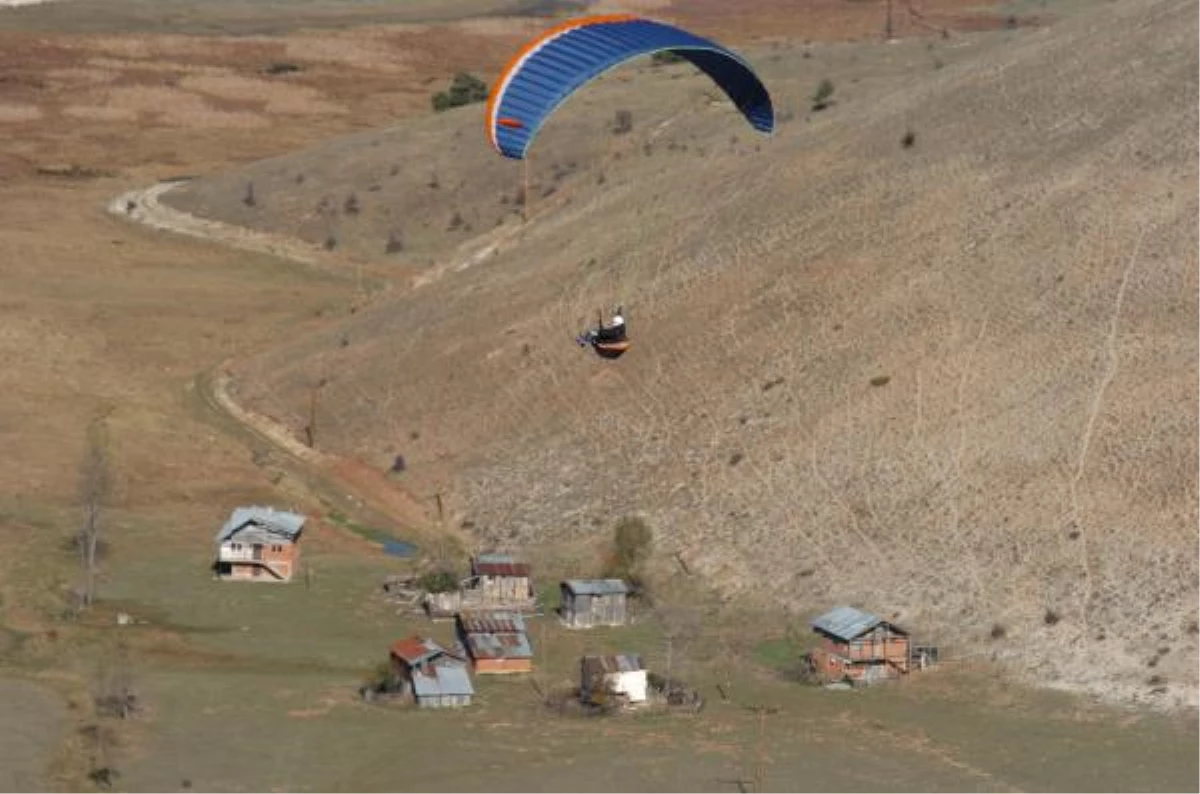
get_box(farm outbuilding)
[580,654,647,706]
[455,610,534,674]
[213,506,306,582]
[388,636,474,708]
[808,606,911,684]
[559,579,629,628]
[424,553,538,618]
[470,553,535,604]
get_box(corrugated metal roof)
[458,611,533,660]
[582,653,643,675]
[215,506,306,543]
[811,606,883,642]
[458,611,527,635]
[390,635,450,666]
[562,578,629,596]
[412,662,474,697]
[472,554,531,578]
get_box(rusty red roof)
[473,560,531,577]
[390,635,448,665]
[457,611,527,635]
[456,611,533,661]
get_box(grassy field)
[0,679,67,792]
[0,0,1195,790]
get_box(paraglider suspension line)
[522,156,531,222]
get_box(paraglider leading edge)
[485,14,775,160]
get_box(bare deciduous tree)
[77,417,111,613]
[93,643,138,720]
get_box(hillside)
[166,0,1199,709]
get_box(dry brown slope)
[185,0,1198,709]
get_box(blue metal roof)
[486,15,774,160]
[811,606,884,642]
[563,579,629,596]
[215,506,306,543]
[412,662,475,698]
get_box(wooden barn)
[559,579,629,628]
[470,553,535,604]
[808,606,911,684]
[424,553,537,618]
[213,506,306,582]
[388,636,474,709]
[455,610,534,674]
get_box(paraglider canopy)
[486,14,775,160]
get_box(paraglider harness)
[577,306,630,359]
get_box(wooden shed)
[388,636,474,708]
[470,553,535,604]
[559,579,629,628]
[808,606,911,684]
[455,611,534,675]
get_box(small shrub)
[389,164,400,177]
[417,569,458,594]
[1043,608,1060,626]
[811,79,835,111]
[990,623,1007,639]
[428,171,439,189]
[650,50,685,66]
[728,451,744,466]
[295,173,305,184]
[447,211,465,231]
[869,375,891,387]
[431,72,488,112]
[344,192,360,215]
[263,62,301,75]
[385,230,404,254]
[603,516,653,587]
[612,109,633,135]
[323,234,337,251]
[901,130,916,148]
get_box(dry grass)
[181,74,346,116]
[0,102,42,122]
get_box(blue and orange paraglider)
[485,14,775,160]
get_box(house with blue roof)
[808,606,912,684]
[213,505,306,582]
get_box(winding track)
[109,180,436,543]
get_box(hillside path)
[109,181,437,544]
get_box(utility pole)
[664,635,673,701]
[521,157,531,222]
[305,378,327,449]
[753,707,767,793]
[743,704,779,793]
